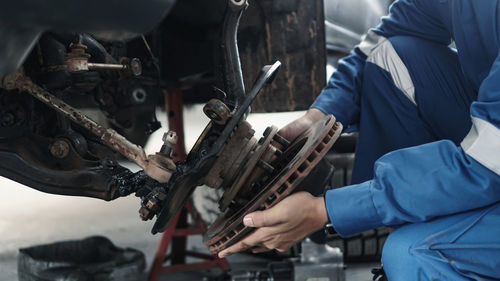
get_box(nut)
[129,58,142,76]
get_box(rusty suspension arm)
[1,70,149,170]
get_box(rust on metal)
[145,154,176,183]
[65,43,91,72]
[63,43,141,76]
[1,69,176,184]
[203,115,342,254]
[217,126,279,211]
[202,121,256,189]
[49,139,71,159]
[203,99,232,126]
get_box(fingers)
[278,117,307,141]
[218,236,259,258]
[218,240,252,258]
[219,192,316,258]
[218,229,296,257]
[219,227,279,258]
[243,207,285,228]
[251,244,293,254]
[251,246,271,253]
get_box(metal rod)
[88,62,127,71]
[3,70,148,169]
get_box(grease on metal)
[2,70,149,169]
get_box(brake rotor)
[203,115,342,254]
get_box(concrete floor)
[0,106,376,281]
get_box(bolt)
[160,131,177,156]
[129,58,142,76]
[246,128,255,139]
[258,160,275,174]
[273,133,290,148]
[263,127,272,137]
[50,139,70,159]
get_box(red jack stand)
[147,89,231,281]
[148,203,231,281]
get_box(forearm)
[311,47,367,128]
[325,140,500,237]
[304,108,327,123]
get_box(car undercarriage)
[0,0,335,254]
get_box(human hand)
[218,191,329,258]
[278,108,327,141]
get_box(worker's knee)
[381,225,431,279]
[381,223,460,280]
[381,226,416,271]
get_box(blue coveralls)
[312,1,500,280]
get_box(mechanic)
[219,0,500,279]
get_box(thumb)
[243,208,283,228]
[277,122,300,143]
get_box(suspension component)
[63,43,142,76]
[204,115,342,254]
[1,69,175,184]
[203,99,232,125]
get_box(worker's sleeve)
[311,0,451,127]
[326,51,500,237]
[310,49,365,126]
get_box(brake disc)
[203,115,341,254]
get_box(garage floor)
[0,106,377,281]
